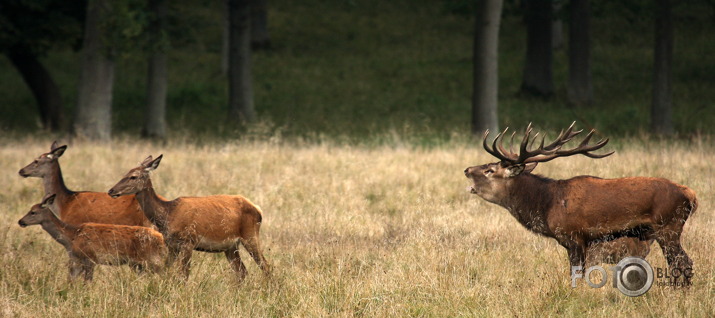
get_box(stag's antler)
[482,122,614,165]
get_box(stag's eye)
[129,176,137,180]
[484,168,495,175]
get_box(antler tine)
[521,128,615,164]
[494,127,517,161]
[483,128,518,163]
[509,131,517,155]
[543,121,582,151]
[514,124,560,164]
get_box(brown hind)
[18,194,167,281]
[108,155,270,282]
[19,142,152,227]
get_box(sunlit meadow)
[1,136,713,317]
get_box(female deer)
[18,194,167,281]
[18,142,151,227]
[107,155,270,281]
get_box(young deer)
[18,142,152,227]
[464,123,696,283]
[107,155,271,281]
[18,194,167,281]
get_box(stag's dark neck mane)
[502,173,558,237]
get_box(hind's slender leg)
[225,246,248,283]
[242,236,271,276]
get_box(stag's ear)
[48,145,67,159]
[144,154,163,172]
[504,165,525,178]
[523,162,538,174]
[41,194,57,208]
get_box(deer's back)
[71,223,166,265]
[60,192,151,227]
[165,195,263,240]
[549,176,696,231]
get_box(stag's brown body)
[18,142,152,227]
[464,123,695,282]
[18,195,167,281]
[108,155,271,281]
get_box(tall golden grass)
[1,137,713,317]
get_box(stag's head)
[108,155,163,198]
[19,142,67,178]
[464,122,614,202]
[18,194,57,227]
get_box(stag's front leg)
[560,237,586,275]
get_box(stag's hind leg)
[655,229,693,286]
[225,246,248,283]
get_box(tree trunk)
[567,0,593,106]
[6,49,64,131]
[74,0,114,141]
[143,0,168,139]
[472,0,503,135]
[552,1,564,49]
[228,0,256,124]
[520,0,553,97]
[222,0,229,75]
[651,0,673,135]
[251,0,271,50]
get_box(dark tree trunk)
[6,49,63,131]
[651,0,674,135]
[74,0,114,141]
[552,1,564,49]
[251,0,271,50]
[222,0,229,75]
[143,0,168,139]
[228,0,256,124]
[521,0,553,97]
[567,0,593,106]
[472,0,503,135]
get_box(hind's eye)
[130,176,137,180]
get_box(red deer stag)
[464,123,696,283]
[107,155,271,281]
[18,142,152,227]
[18,194,167,281]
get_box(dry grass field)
[1,137,713,317]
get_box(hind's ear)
[41,194,57,208]
[140,155,154,166]
[144,154,163,172]
[48,145,67,159]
